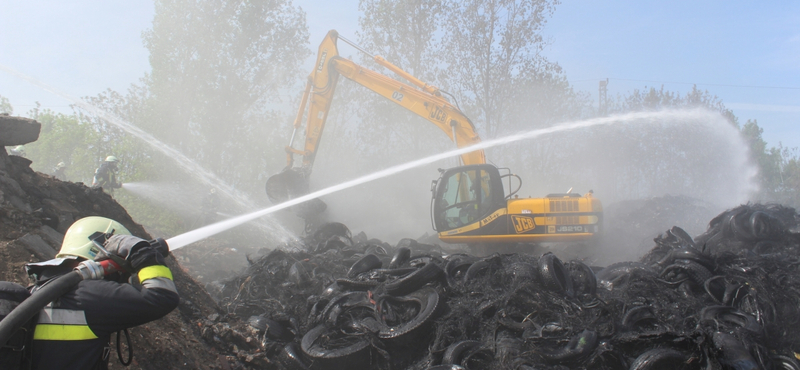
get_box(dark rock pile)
[0,114,40,147]
[209,204,800,370]
[0,128,245,370]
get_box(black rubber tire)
[596,261,653,281]
[335,278,380,291]
[372,268,417,277]
[377,287,441,339]
[661,260,712,286]
[750,211,784,240]
[278,342,311,370]
[538,253,574,296]
[247,315,293,341]
[311,222,352,244]
[621,306,657,330]
[628,348,687,370]
[444,256,476,287]
[348,254,382,278]
[315,291,371,325]
[669,226,696,248]
[541,329,598,362]
[729,210,755,241]
[385,263,443,296]
[567,260,597,297]
[462,259,491,284]
[442,340,482,365]
[703,276,746,305]
[712,331,759,370]
[389,247,412,268]
[365,244,389,256]
[772,354,800,370]
[701,306,763,337]
[300,324,371,367]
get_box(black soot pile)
[213,204,800,370]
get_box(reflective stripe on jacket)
[30,265,179,370]
[34,307,98,340]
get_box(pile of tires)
[215,204,800,370]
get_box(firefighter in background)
[52,162,67,181]
[92,156,122,192]
[24,216,179,369]
[8,145,25,157]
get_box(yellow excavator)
[267,30,602,245]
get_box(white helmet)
[105,156,119,163]
[57,216,132,260]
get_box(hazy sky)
[1,0,798,149]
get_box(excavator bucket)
[265,168,309,204]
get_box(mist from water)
[168,108,748,250]
[311,107,759,245]
[0,64,295,241]
[122,181,205,216]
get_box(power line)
[571,78,800,90]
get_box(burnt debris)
[209,204,800,370]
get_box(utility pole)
[598,78,609,116]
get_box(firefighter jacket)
[26,253,179,369]
[92,162,119,190]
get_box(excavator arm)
[279,30,484,183]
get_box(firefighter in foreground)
[92,156,122,192]
[24,216,179,369]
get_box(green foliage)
[609,85,735,123]
[0,94,12,114]
[740,120,800,206]
[25,108,98,184]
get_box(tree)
[0,94,12,114]
[141,0,310,196]
[441,0,560,139]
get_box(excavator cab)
[431,164,505,232]
[432,164,603,245]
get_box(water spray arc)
[0,64,294,240]
[168,108,751,250]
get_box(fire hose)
[0,238,170,346]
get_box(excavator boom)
[284,30,484,173]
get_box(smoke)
[497,108,759,207]
[0,63,297,243]
[300,108,759,246]
[121,181,206,216]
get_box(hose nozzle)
[149,238,170,256]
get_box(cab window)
[439,169,492,229]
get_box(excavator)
[266,30,602,246]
